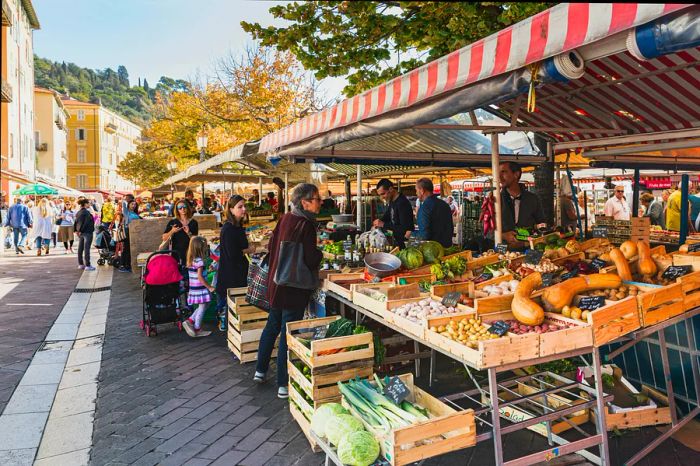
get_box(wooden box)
[636,282,685,327]
[351,282,422,318]
[673,253,700,272]
[289,398,321,453]
[394,272,436,285]
[342,373,476,466]
[551,251,586,266]
[430,281,476,312]
[466,253,501,271]
[586,297,640,347]
[677,270,700,312]
[425,315,540,369]
[226,294,276,363]
[385,298,473,341]
[286,316,374,369]
[288,355,373,404]
[322,273,365,300]
[409,249,473,276]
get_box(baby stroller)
[141,250,185,336]
[94,224,115,266]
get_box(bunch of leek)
[337,376,429,434]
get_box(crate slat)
[587,297,640,347]
[289,401,321,453]
[677,270,700,311]
[636,282,685,326]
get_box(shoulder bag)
[273,218,319,290]
[246,254,270,310]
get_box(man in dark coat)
[415,178,453,248]
[373,179,414,249]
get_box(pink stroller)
[140,250,184,336]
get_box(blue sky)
[32,0,346,99]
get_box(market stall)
[234,3,700,465]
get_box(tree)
[143,78,149,93]
[117,151,171,188]
[242,1,551,96]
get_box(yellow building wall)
[65,104,101,190]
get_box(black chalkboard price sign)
[578,296,606,311]
[488,320,511,336]
[525,249,544,265]
[383,376,410,405]
[592,226,608,238]
[541,273,555,287]
[495,243,508,254]
[561,269,579,281]
[590,258,608,271]
[442,292,462,307]
[311,324,329,341]
[687,243,700,253]
[662,265,693,280]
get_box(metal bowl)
[331,214,354,223]
[364,252,401,278]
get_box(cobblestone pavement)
[0,253,83,413]
[91,269,325,466]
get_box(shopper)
[604,185,631,221]
[373,179,414,249]
[255,183,323,398]
[57,201,76,254]
[101,196,116,229]
[33,198,54,256]
[183,236,213,338]
[74,198,96,271]
[415,178,453,248]
[4,198,33,254]
[215,195,255,330]
[499,162,546,248]
[666,186,694,232]
[560,193,579,232]
[117,194,135,272]
[641,193,663,226]
[163,200,199,266]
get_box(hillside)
[34,56,185,126]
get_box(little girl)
[184,236,213,338]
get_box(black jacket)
[74,208,95,235]
[500,185,546,233]
[380,193,414,249]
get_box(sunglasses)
[177,205,186,210]
[615,190,624,193]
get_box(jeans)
[121,229,131,269]
[12,227,28,250]
[35,237,51,249]
[77,233,93,267]
[256,307,304,387]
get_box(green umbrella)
[12,183,59,196]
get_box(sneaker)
[194,329,211,337]
[85,266,96,271]
[277,386,289,399]
[37,250,41,256]
[218,315,226,332]
[78,265,85,270]
[17,247,24,254]
[118,267,131,273]
[253,371,266,384]
[182,319,196,337]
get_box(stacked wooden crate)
[226,288,277,363]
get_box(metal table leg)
[414,340,421,378]
[686,318,700,403]
[488,368,504,465]
[339,301,346,318]
[429,349,436,388]
[592,348,610,466]
[657,330,679,424]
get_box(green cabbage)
[325,413,365,446]
[420,241,445,264]
[401,247,424,269]
[337,430,380,466]
[310,403,349,438]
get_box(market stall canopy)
[257,3,694,159]
[12,183,58,196]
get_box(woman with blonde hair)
[33,198,54,256]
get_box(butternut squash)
[620,240,638,259]
[511,272,545,326]
[609,247,633,281]
[541,273,622,312]
[636,240,657,277]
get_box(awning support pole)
[284,172,289,214]
[356,165,362,230]
[632,169,640,217]
[491,133,502,245]
[680,174,689,245]
[258,177,263,206]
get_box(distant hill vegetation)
[34,56,188,126]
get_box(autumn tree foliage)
[118,46,324,188]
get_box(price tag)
[590,258,608,271]
[442,292,462,307]
[383,376,410,405]
[488,320,511,336]
[561,269,579,281]
[592,226,608,238]
[662,265,693,280]
[687,243,700,253]
[525,249,544,265]
[311,324,329,341]
[578,296,606,311]
[541,273,555,287]
[495,243,508,254]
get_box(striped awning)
[259,3,690,154]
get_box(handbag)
[157,238,170,251]
[114,224,127,242]
[246,254,270,310]
[273,219,319,290]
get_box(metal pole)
[490,133,503,245]
[592,348,611,466]
[258,177,263,206]
[632,169,640,217]
[200,147,206,208]
[488,368,504,465]
[284,171,289,213]
[356,165,362,229]
[680,174,689,244]
[344,177,352,214]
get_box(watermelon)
[401,247,424,270]
[420,241,445,264]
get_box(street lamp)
[196,133,208,208]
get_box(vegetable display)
[419,241,445,264]
[337,430,380,466]
[492,319,579,335]
[398,247,424,270]
[390,298,461,322]
[311,403,350,438]
[429,316,502,348]
[511,272,545,326]
[326,414,366,447]
[481,279,520,296]
[430,256,468,281]
[541,273,622,312]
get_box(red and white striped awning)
[259,3,691,154]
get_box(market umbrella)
[12,183,59,196]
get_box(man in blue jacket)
[415,178,453,248]
[4,198,33,254]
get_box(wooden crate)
[321,273,365,300]
[394,272,436,285]
[586,297,640,347]
[673,253,700,272]
[226,294,277,363]
[226,330,277,363]
[342,373,475,466]
[286,316,374,369]
[351,282,422,318]
[425,315,540,369]
[289,399,321,453]
[409,249,473,276]
[287,355,373,403]
[636,282,685,327]
[677,270,700,311]
[385,298,473,341]
[551,251,586,266]
[466,253,501,271]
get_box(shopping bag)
[246,255,270,311]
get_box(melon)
[401,247,424,270]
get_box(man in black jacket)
[415,178,454,248]
[74,198,96,270]
[373,179,414,249]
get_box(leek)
[337,382,389,432]
[349,379,420,424]
[400,400,429,422]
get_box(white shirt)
[604,196,631,220]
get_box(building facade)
[33,86,68,185]
[1,0,40,201]
[62,97,141,194]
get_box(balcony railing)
[1,79,12,103]
[105,122,117,133]
[55,115,66,130]
[35,142,48,151]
